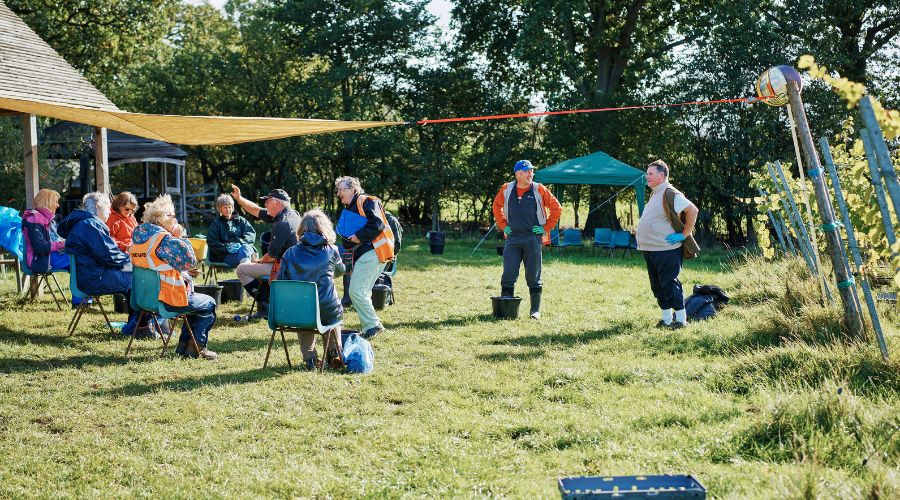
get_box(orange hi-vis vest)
[356,194,395,263]
[130,231,189,307]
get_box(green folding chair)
[264,280,343,373]
[67,255,116,337]
[125,267,201,358]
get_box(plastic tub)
[491,296,522,319]
[371,284,392,310]
[194,285,223,305]
[113,293,129,314]
[218,279,244,303]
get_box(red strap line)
[415,96,767,125]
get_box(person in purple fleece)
[21,189,68,274]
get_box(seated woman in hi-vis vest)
[130,195,219,360]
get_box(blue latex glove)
[226,242,241,253]
[665,232,686,244]
[532,225,545,235]
[503,226,512,237]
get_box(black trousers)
[642,248,684,310]
[501,234,543,291]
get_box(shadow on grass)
[95,367,285,397]
[0,353,129,374]
[475,347,545,362]
[213,335,274,354]
[391,313,495,330]
[487,321,634,348]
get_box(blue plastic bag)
[342,332,374,374]
[0,206,24,260]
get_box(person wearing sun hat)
[491,160,562,319]
[230,184,301,318]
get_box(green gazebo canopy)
[534,150,647,214]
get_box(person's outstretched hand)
[665,232,686,244]
[532,226,545,235]
[503,226,512,237]
[231,184,241,200]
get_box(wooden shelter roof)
[0,2,119,112]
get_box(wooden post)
[821,137,888,359]
[859,130,899,253]
[859,96,900,223]
[94,127,110,195]
[786,83,863,338]
[22,114,39,209]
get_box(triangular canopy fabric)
[534,150,647,213]
[0,2,400,146]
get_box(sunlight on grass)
[0,238,897,496]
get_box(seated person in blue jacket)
[277,209,345,370]
[58,192,141,329]
[207,194,256,267]
[22,188,69,273]
[131,195,218,360]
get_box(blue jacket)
[277,232,345,321]
[58,210,131,295]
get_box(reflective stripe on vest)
[501,182,547,226]
[130,231,189,307]
[355,195,395,263]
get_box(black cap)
[260,189,290,202]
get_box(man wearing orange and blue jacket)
[492,160,562,319]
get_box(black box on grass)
[558,474,706,499]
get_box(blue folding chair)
[67,255,116,337]
[20,257,67,310]
[559,228,584,252]
[264,280,343,372]
[591,228,612,255]
[125,267,201,358]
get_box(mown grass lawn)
[1,237,898,498]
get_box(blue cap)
[514,160,535,173]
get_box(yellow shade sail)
[0,96,403,146]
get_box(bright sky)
[186,0,452,29]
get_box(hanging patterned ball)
[756,65,803,106]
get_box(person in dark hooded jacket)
[57,192,131,296]
[277,209,345,370]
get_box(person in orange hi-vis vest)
[131,195,218,360]
[492,160,562,319]
[335,176,394,339]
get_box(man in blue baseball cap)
[492,159,561,319]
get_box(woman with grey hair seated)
[207,193,256,267]
[131,195,218,360]
[58,192,131,296]
[58,192,144,333]
[277,209,345,370]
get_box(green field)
[1,238,898,498]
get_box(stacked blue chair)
[264,280,344,373]
[125,267,201,357]
[608,230,633,256]
[67,255,116,336]
[559,228,584,252]
[591,228,612,255]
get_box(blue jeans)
[165,293,217,347]
[222,244,255,268]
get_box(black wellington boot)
[501,287,514,298]
[529,289,542,319]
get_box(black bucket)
[371,284,392,310]
[218,279,245,303]
[496,245,504,256]
[429,231,445,255]
[491,296,522,319]
[194,285,223,305]
[113,293,129,314]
